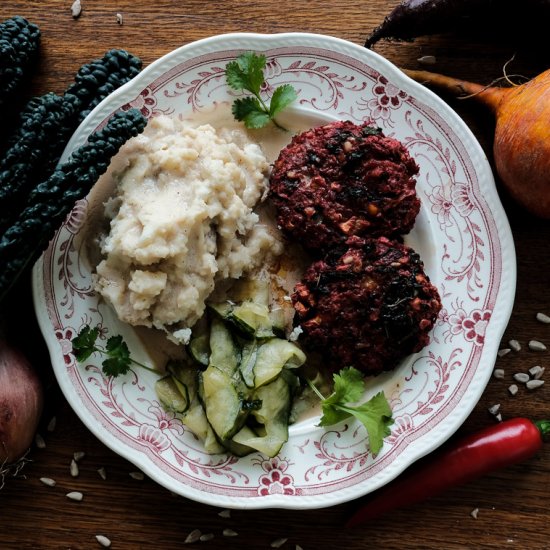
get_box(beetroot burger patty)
[292,236,442,375]
[269,121,420,252]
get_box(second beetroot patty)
[292,236,442,375]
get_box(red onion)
[0,338,43,466]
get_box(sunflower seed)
[71,0,82,18]
[223,529,238,537]
[129,471,144,480]
[40,477,56,487]
[417,55,437,65]
[35,433,46,449]
[46,416,57,432]
[470,508,479,519]
[508,384,519,396]
[536,312,550,324]
[199,533,214,542]
[526,380,545,390]
[529,340,547,351]
[509,339,521,352]
[497,348,511,357]
[513,373,530,383]
[218,509,231,518]
[529,366,545,379]
[66,491,83,501]
[184,529,201,544]
[95,535,111,548]
[116,12,123,25]
[271,538,288,548]
[493,368,505,380]
[74,451,86,462]
[97,467,107,480]
[488,404,501,415]
[495,413,503,422]
[70,459,79,477]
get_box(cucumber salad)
[155,278,309,457]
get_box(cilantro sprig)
[307,367,394,455]
[225,52,297,130]
[72,325,157,378]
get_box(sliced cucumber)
[181,403,225,454]
[187,315,210,366]
[204,423,226,454]
[158,275,312,458]
[239,339,258,388]
[202,366,247,441]
[253,339,307,388]
[208,300,234,319]
[208,316,239,376]
[232,376,291,457]
[253,376,291,433]
[155,376,189,413]
[180,369,225,454]
[189,334,209,366]
[269,307,287,338]
[228,301,271,338]
[166,360,197,403]
[224,425,257,457]
[230,278,270,306]
[181,403,206,435]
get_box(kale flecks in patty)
[291,236,442,375]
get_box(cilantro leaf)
[225,51,297,130]
[336,392,394,455]
[318,404,351,427]
[71,324,157,378]
[232,97,271,129]
[308,367,394,456]
[71,325,100,362]
[319,367,365,426]
[329,366,365,405]
[269,84,298,118]
[102,356,131,377]
[226,52,266,94]
[102,335,132,377]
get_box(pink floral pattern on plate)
[32,33,515,509]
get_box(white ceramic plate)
[33,33,515,509]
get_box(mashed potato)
[94,115,283,339]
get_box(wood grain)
[1,1,550,549]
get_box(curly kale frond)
[0,16,41,109]
[0,49,143,234]
[0,108,147,301]
[64,49,142,123]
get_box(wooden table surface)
[2,1,550,549]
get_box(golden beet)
[404,68,550,218]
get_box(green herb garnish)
[307,366,394,455]
[72,325,157,378]
[225,51,297,130]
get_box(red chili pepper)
[346,418,550,527]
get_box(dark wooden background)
[1,1,550,549]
